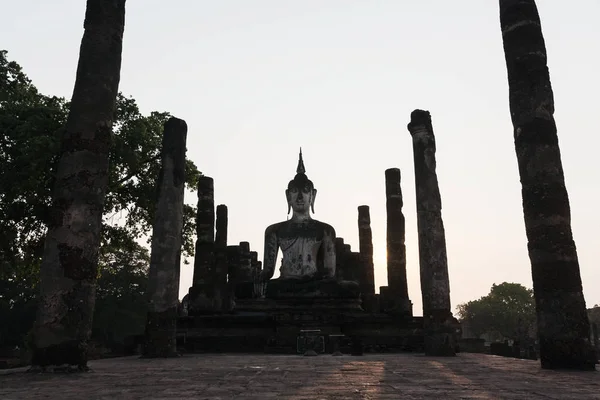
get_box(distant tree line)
[457,281,599,343]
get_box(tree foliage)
[0,50,200,348]
[456,282,536,341]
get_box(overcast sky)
[3,0,599,315]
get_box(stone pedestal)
[329,334,344,356]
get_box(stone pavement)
[0,353,598,399]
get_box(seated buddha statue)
[254,150,359,299]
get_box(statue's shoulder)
[265,221,286,235]
[312,219,336,236]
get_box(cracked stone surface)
[1,353,598,399]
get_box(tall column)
[357,206,375,295]
[499,0,594,370]
[30,0,126,370]
[143,117,187,357]
[408,109,455,356]
[215,204,228,248]
[385,168,412,316]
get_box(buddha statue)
[255,150,359,299]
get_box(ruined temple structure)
[177,150,438,354]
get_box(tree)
[0,49,200,357]
[92,233,149,350]
[499,0,594,369]
[456,282,536,342]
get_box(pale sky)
[3,1,599,315]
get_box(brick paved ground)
[0,353,598,399]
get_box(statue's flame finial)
[297,147,306,175]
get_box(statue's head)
[286,149,317,215]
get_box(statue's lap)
[266,277,360,299]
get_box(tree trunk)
[499,0,595,370]
[142,117,187,358]
[31,0,126,371]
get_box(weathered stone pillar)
[385,168,412,316]
[348,252,361,285]
[357,206,375,296]
[335,237,346,280]
[192,176,215,286]
[143,117,187,358]
[30,0,126,370]
[238,242,253,281]
[250,251,261,277]
[188,176,216,315]
[592,323,599,354]
[215,204,228,248]
[408,109,455,356]
[225,245,240,310]
[234,242,255,298]
[500,0,594,370]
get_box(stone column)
[335,237,346,280]
[234,242,255,299]
[188,176,216,314]
[500,0,594,370]
[250,251,261,277]
[348,252,361,285]
[385,168,412,316]
[192,176,215,286]
[357,205,375,296]
[143,117,187,358]
[215,204,228,248]
[592,323,599,354]
[225,245,240,310]
[407,109,455,356]
[30,0,126,370]
[238,242,253,281]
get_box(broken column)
[250,251,261,276]
[211,203,228,312]
[235,242,254,298]
[358,206,376,312]
[335,237,346,280]
[143,117,187,358]
[224,245,240,310]
[384,168,412,316]
[215,204,228,248]
[407,109,455,356]
[357,206,375,296]
[500,0,594,370]
[188,176,216,315]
